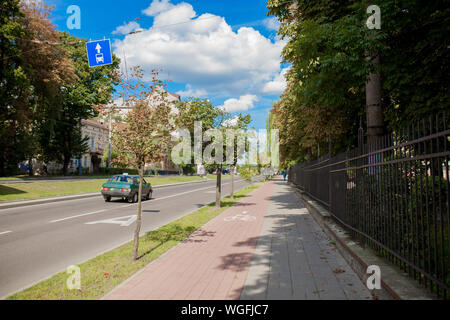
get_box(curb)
[0,179,212,210]
[289,183,435,300]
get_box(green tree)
[109,68,175,260]
[222,114,251,200]
[267,0,448,163]
[175,97,224,174]
[40,32,120,176]
[0,0,29,175]
[17,1,77,175]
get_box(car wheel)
[132,193,139,203]
[146,191,153,201]
[104,196,111,202]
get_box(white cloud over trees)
[113,0,286,98]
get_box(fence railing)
[289,113,450,299]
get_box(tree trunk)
[216,165,222,208]
[132,164,144,260]
[0,154,4,177]
[366,54,384,148]
[230,165,235,200]
[28,157,33,177]
[63,156,70,176]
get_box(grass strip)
[7,183,261,300]
[0,175,216,202]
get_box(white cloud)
[113,0,286,97]
[261,68,288,95]
[142,0,175,16]
[112,21,141,35]
[218,95,259,113]
[262,17,280,31]
[176,84,207,98]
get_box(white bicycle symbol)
[224,213,256,222]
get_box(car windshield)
[109,176,133,184]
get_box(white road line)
[49,209,107,223]
[119,179,245,206]
[149,180,243,202]
[48,179,245,223]
[0,231,12,235]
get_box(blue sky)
[45,0,287,129]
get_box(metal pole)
[108,111,112,168]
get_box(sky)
[44,0,288,129]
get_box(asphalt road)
[0,177,251,299]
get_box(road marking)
[0,231,12,235]
[224,210,256,222]
[115,180,245,206]
[150,180,244,202]
[49,209,107,223]
[48,179,246,223]
[86,215,136,227]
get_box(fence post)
[328,137,332,211]
[358,117,366,247]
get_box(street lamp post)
[108,110,112,168]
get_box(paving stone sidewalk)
[104,179,372,300]
[241,181,372,300]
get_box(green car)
[101,174,153,203]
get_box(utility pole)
[108,110,112,168]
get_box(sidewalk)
[104,179,372,300]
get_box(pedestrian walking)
[282,170,287,181]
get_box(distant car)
[101,174,153,203]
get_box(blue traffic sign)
[86,39,113,68]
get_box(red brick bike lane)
[103,181,275,300]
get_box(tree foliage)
[267,0,449,165]
[0,1,120,176]
[107,67,175,260]
[174,97,225,174]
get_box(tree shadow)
[137,224,217,259]
[182,229,217,243]
[0,185,27,196]
[231,202,257,208]
[216,180,339,299]
[143,210,160,213]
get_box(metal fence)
[289,113,450,299]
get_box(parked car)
[101,174,153,203]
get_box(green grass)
[0,176,212,202]
[0,175,109,181]
[7,183,261,300]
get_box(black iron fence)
[289,113,450,299]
